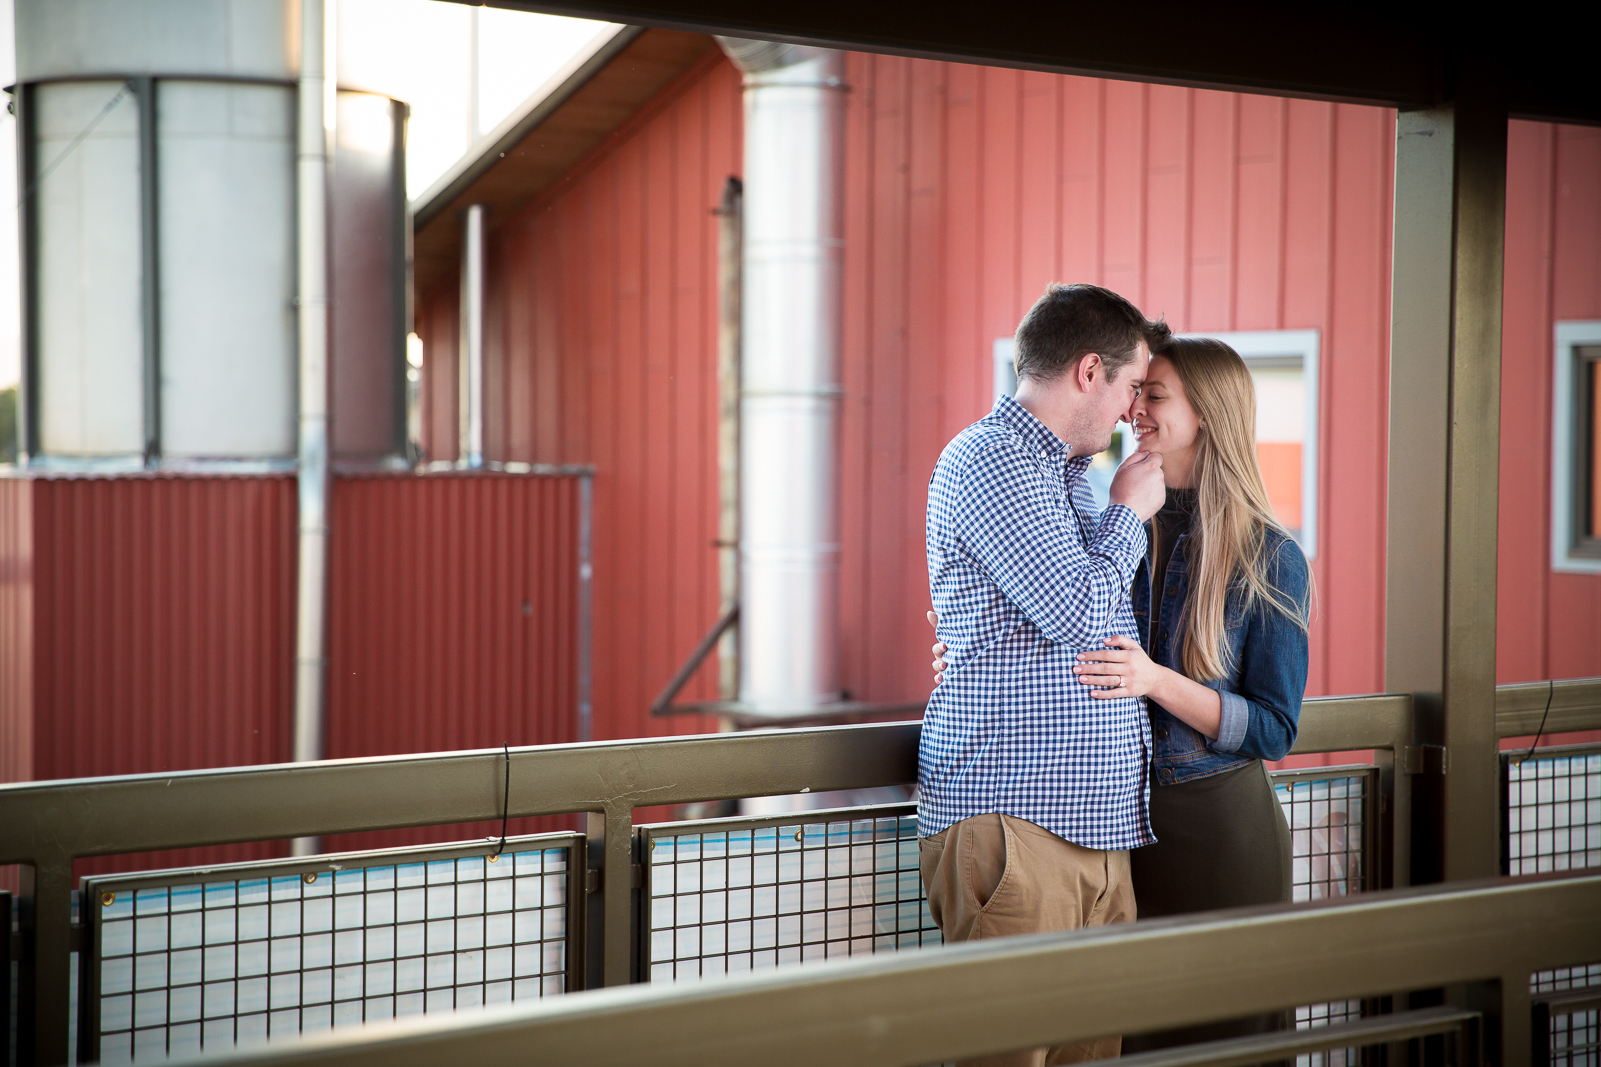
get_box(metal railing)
[160,871,1601,1067]
[2,682,1598,1064]
[639,804,937,982]
[1503,742,1601,875]
[77,834,583,1064]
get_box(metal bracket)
[1401,744,1449,775]
[585,869,601,895]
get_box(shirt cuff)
[1096,503,1147,559]
[1212,690,1250,753]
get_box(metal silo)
[12,0,407,468]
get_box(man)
[920,283,1169,1067]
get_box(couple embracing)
[919,283,1311,1066]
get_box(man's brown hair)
[1012,283,1170,384]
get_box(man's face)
[1083,342,1149,456]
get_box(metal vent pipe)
[292,0,333,856]
[715,39,847,715]
[460,203,487,468]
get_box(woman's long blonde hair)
[1158,337,1310,681]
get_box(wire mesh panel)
[640,804,939,982]
[1503,744,1601,875]
[1534,966,1601,1067]
[82,833,582,1063]
[1271,766,1378,1067]
[1272,767,1375,901]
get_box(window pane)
[35,81,145,455]
[1250,365,1305,535]
[158,81,296,458]
[1589,356,1601,539]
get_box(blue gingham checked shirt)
[919,393,1155,851]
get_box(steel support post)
[25,852,73,1065]
[584,804,636,988]
[1385,81,1506,885]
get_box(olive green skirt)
[1123,759,1293,1053]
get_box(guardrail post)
[1385,68,1507,885]
[23,851,73,1065]
[1454,977,1506,1067]
[584,802,637,988]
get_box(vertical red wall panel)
[0,475,297,877]
[416,53,735,747]
[1498,122,1601,689]
[1499,121,1557,684]
[0,478,35,788]
[323,472,581,851]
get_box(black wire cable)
[18,81,133,207]
[494,742,510,858]
[1514,678,1555,766]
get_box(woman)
[931,336,1311,1044]
[1076,335,1309,925]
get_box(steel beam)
[1386,83,1507,884]
[155,873,1601,1067]
[1495,678,1601,737]
[448,1,1601,125]
[0,723,923,863]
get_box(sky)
[0,0,613,389]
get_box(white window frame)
[1550,321,1601,573]
[993,337,1018,399]
[991,329,1319,557]
[1182,330,1320,559]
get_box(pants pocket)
[968,815,1015,918]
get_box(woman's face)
[1130,355,1202,481]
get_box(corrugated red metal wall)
[0,477,35,789]
[0,475,297,876]
[323,472,583,850]
[0,472,585,874]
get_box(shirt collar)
[991,393,1097,479]
[993,393,1068,457]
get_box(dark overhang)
[411,26,718,294]
[454,0,1600,126]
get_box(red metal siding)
[0,475,298,876]
[0,478,35,787]
[0,472,585,871]
[1498,122,1601,692]
[417,51,739,745]
[26,476,297,783]
[323,472,582,851]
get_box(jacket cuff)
[1212,690,1250,754]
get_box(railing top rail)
[0,721,921,864]
[1496,678,1601,737]
[167,872,1601,1067]
[2,682,1594,866]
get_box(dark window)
[1572,346,1601,558]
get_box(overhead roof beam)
[455,0,1600,124]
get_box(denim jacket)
[1130,521,1311,785]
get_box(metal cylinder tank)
[717,39,847,715]
[12,0,407,468]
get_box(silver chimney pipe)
[292,0,334,856]
[716,39,847,716]
[460,203,486,468]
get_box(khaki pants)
[919,814,1137,1067]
